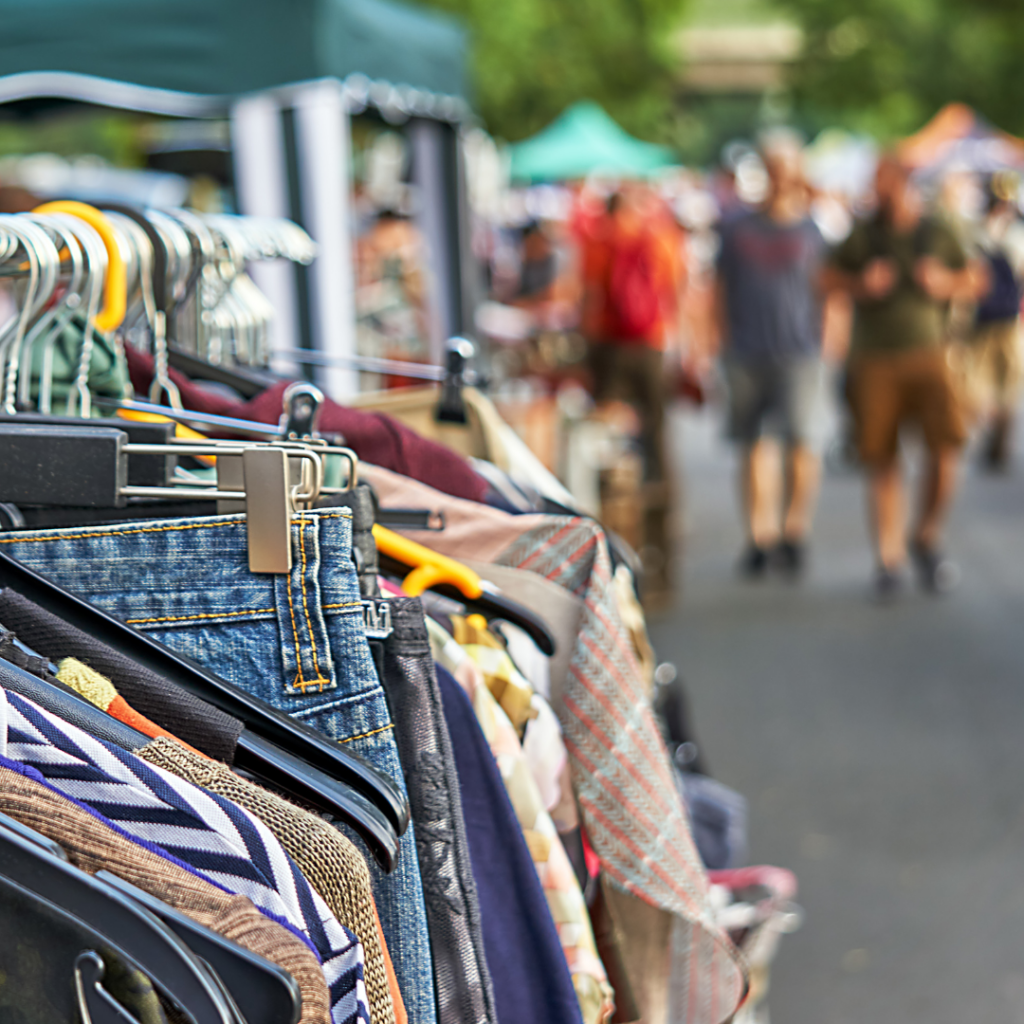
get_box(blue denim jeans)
[0,509,437,1024]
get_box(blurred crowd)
[350,129,1024,602]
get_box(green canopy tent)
[0,0,467,110]
[0,0,472,397]
[509,101,676,183]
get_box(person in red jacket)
[582,184,684,486]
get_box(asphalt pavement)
[647,403,1024,1024]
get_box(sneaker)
[738,544,770,578]
[872,566,906,603]
[774,539,806,577]
[910,542,960,594]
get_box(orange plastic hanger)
[33,200,127,332]
[372,523,483,598]
[372,522,557,655]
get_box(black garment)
[436,664,583,1024]
[976,250,1021,324]
[0,588,243,764]
[380,598,497,1024]
[316,483,381,599]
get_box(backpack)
[606,234,661,340]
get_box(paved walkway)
[647,405,1024,1024]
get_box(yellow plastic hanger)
[115,407,217,466]
[373,522,558,656]
[372,523,483,599]
[33,200,127,332]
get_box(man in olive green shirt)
[823,155,984,597]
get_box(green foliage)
[0,110,146,165]
[414,0,684,144]
[780,0,1024,140]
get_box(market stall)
[0,0,473,398]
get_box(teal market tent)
[0,0,467,105]
[509,102,676,183]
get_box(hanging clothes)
[436,665,584,1024]
[0,510,438,1024]
[373,597,498,1024]
[357,465,748,1022]
[0,760,334,1024]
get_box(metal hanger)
[0,422,324,573]
[0,216,59,413]
[31,211,109,418]
[14,214,86,412]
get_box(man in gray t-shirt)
[714,138,827,577]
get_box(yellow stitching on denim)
[299,517,329,691]
[282,548,310,692]
[322,601,362,611]
[125,608,275,625]
[339,723,395,743]
[0,510,349,549]
[0,520,239,544]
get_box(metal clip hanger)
[0,423,322,575]
[280,380,324,439]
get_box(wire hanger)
[14,214,86,412]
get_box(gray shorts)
[724,357,825,448]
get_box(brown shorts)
[846,347,967,465]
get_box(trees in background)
[417,0,682,143]
[781,0,1024,140]
[417,0,1024,154]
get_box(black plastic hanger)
[0,609,398,876]
[0,656,152,752]
[0,412,177,487]
[97,871,302,1024]
[0,873,144,1023]
[0,552,408,857]
[0,820,236,1024]
[0,801,296,1024]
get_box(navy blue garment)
[435,664,582,1024]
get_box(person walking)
[714,134,828,577]
[581,184,684,601]
[823,154,983,597]
[964,174,1024,470]
[582,184,683,486]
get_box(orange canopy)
[899,103,1024,171]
